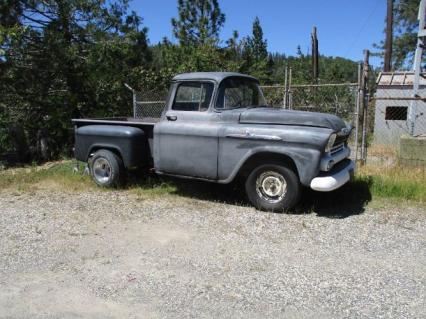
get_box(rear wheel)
[89,149,124,187]
[245,163,301,212]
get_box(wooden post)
[360,50,370,165]
[284,66,288,108]
[311,26,319,83]
[384,0,393,72]
[354,63,362,163]
[289,67,293,109]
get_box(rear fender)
[74,125,148,168]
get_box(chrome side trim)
[226,132,282,141]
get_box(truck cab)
[73,72,355,212]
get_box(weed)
[356,165,426,203]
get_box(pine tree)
[171,0,225,46]
[250,17,268,61]
[393,0,421,68]
[241,17,270,81]
[0,0,151,158]
[374,0,422,69]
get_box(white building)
[374,72,426,146]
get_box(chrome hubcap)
[93,158,111,184]
[256,171,287,203]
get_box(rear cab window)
[172,82,214,112]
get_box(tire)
[245,163,301,212]
[89,149,125,187]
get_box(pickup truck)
[72,72,354,212]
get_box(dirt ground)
[0,181,425,318]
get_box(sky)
[129,0,387,66]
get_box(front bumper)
[310,159,355,192]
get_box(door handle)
[166,115,177,121]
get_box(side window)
[172,82,214,111]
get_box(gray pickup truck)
[73,72,354,212]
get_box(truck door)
[153,81,219,180]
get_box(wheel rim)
[93,157,112,184]
[255,171,287,203]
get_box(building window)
[385,106,407,120]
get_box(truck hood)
[239,108,347,131]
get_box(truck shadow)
[131,173,372,219]
[295,180,372,218]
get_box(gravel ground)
[0,181,425,319]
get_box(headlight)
[325,133,337,153]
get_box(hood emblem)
[339,127,351,136]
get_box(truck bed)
[72,117,159,127]
[72,117,159,139]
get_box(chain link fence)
[130,83,360,129]
[128,76,426,168]
[262,84,358,121]
[128,82,362,162]
[261,83,361,160]
[133,89,168,119]
[367,72,426,166]
[6,67,424,169]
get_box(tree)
[393,0,421,69]
[375,0,421,69]
[0,0,151,159]
[171,0,225,46]
[241,17,271,82]
[248,17,268,61]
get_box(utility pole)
[355,63,362,163]
[384,0,393,72]
[360,49,370,164]
[311,26,319,83]
[408,0,426,136]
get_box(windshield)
[216,77,267,110]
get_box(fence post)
[408,0,426,136]
[289,67,293,109]
[354,63,362,163]
[283,67,288,108]
[360,50,370,165]
[124,83,136,118]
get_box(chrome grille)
[330,142,344,155]
[330,135,348,155]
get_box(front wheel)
[245,163,301,212]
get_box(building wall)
[374,86,426,146]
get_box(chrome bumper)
[310,160,355,192]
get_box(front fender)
[218,144,322,186]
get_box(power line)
[344,0,382,58]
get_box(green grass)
[0,161,425,206]
[0,160,178,197]
[356,165,426,203]
[0,161,93,191]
